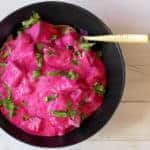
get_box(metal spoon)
[56,25,149,43]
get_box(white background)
[1,0,150,150]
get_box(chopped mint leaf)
[71,59,79,65]
[0,100,3,106]
[63,71,78,80]
[80,42,95,51]
[32,70,41,79]
[47,71,61,76]
[51,100,77,118]
[22,11,40,29]
[36,43,44,52]
[93,82,105,96]
[66,100,77,117]
[67,109,77,117]
[37,55,43,68]
[0,87,17,118]
[35,43,44,68]
[51,111,68,118]
[45,94,57,102]
[74,51,81,56]
[47,70,78,80]
[0,63,6,67]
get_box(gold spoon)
[56,25,149,43]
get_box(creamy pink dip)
[0,20,106,136]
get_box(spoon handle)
[83,34,149,43]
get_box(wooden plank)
[91,103,150,140]
[121,44,150,102]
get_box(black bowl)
[0,1,125,148]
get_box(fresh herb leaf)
[47,70,78,80]
[66,100,77,117]
[80,42,95,51]
[0,87,17,118]
[71,59,79,65]
[45,94,57,102]
[93,82,105,96]
[36,43,44,52]
[35,43,44,68]
[32,70,41,79]
[36,54,43,68]
[0,63,6,67]
[74,51,82,57]
[51,111,68,118]
[63,71,78,80]
[51,100,77,118]
[67,109,77,117]
[22,11,40,29]
[47,71,61,76]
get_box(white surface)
[1,0,150,150]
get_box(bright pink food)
[0,13,106,136]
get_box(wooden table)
[0,0,150,149]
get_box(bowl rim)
[0,1,125,148]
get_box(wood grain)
[121,44,150,102]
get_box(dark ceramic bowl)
[0,1,125,148]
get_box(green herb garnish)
[0,63,6,67]
[47,70,78,80]
[45,94,57,102]
[52,111,68,117]
[71,59,79,65]
[47,71,61,76]
[36,43,44,52]
[93,82,105,96]
[0,86,17,118]
[35,43,44,68]
[63,71,78,80]
[80,42,95,51]
[22,11,40,29]
[36,53,43,68]
[51,100,77,118]
[67,109,77,117]
[32,70,41,79]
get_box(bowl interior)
[0,2,125,147]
